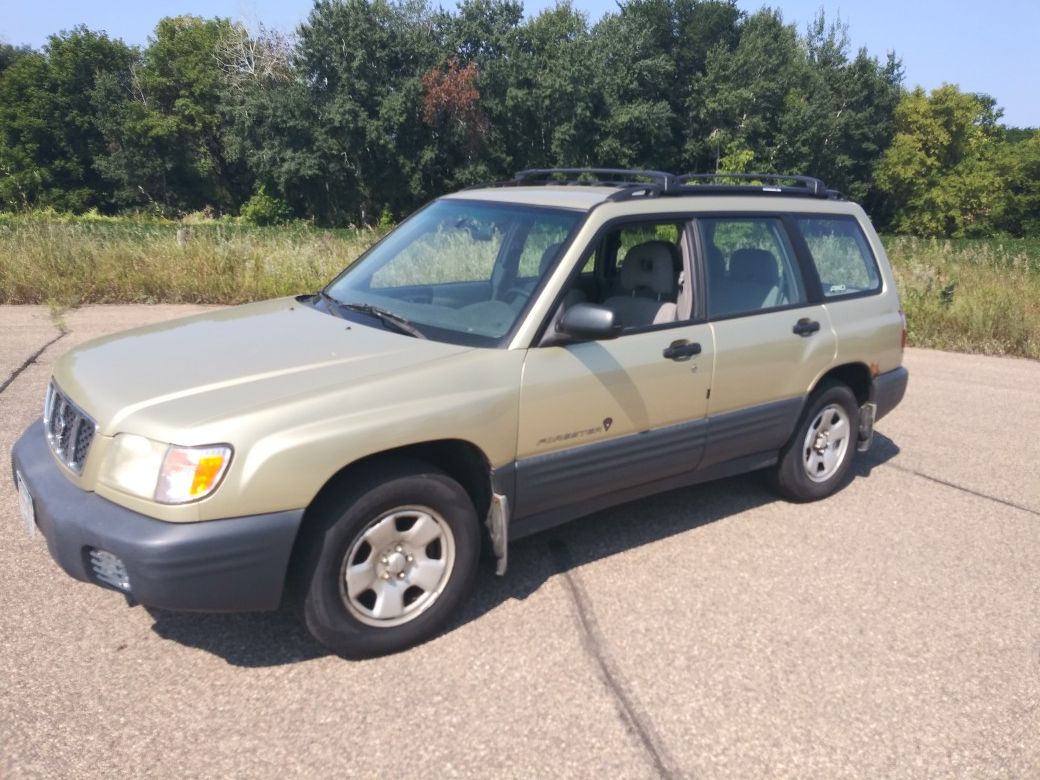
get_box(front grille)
[43,381,96,474]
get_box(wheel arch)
[810,362,872,406]
[286,439,493,587]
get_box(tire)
[770,381,859,502]
[292,458,480,658]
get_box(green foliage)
[873,85,1036,237]
[0,2,1036,236]
[991,133,1040,236]
[377,206,395,231]
[0,43,33,74]
[0,28,134,212]
[92,16,242,215]
[239,186,292,226]
[690,9,901,202]
[887,236,1040,357]
[873,85,1002,237]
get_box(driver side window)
[569,221,688,332]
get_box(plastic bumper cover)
[11,419,304,612]
[873,366,909,422]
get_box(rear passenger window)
[797,217,881,298]
[700,217,806,318]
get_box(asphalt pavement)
[1,305,1038,778]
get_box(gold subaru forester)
[12,170,908,657]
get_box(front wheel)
[293,460,480,658]
[771,381,859,502]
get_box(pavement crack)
[548,538,679,779]
[0,332,66,395]
[883,462,1040,517]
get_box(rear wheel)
[771,381,859,502]
[293,460,480,658]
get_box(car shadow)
[147,433,901,666]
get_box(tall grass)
[0,213,381,306]
[886,236,1040,359]
[0,214,1037,359]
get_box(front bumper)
[11,419,304,612]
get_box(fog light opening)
[88,548,132,592]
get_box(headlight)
[155,444,232,504]
[99,434,232,504]
[99,434,167,499]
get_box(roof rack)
[676,172,843,200]
[477,169,844,201]
[511,168,679,192]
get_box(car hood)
[53,298,473,437]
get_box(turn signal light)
[155,445,233,504]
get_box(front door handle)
[792,318,821,337]
[663,339,702,361]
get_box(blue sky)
[3,0,1037,127]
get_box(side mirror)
[557,303,622,342]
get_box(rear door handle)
[792,318,821,337]
[663,340,702,361]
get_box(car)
[11,169,908,658]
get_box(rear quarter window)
[797,217,881,298]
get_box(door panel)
[707,305,836,415]
[515,323,714,517]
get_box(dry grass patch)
[1,215,1038,359]
[886,236,1040,359]
[0,216,380,306]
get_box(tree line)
[0,0,1036,236]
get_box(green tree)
[591,3,678,168]
[688,9,802,173]
[0,27,133,211]
[468,2,598,173]
[772,13,902,202]
[597,0,741,172]
[0,42,33,74]
[435,0,525,182]
[875,85,1005,236]
[991,132,1040,236]
[292,0,442,224]
[216,22,311,219]
[93,16,242,214]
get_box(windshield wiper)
[338,302,427,340]
[317,291,347,319]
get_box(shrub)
[239,186,292,226]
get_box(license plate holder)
[15,470,37,538]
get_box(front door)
[513,219,714,520]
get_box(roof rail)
[677,172,842,199]
[473,169,845,201]
[512,168,678,192]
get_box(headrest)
[619,242,677,296]
[729,248,779,286]
[706,243,726,280]
[538,243,564,276]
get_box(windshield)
[325,199,582,346]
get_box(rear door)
[697,215,837,467]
